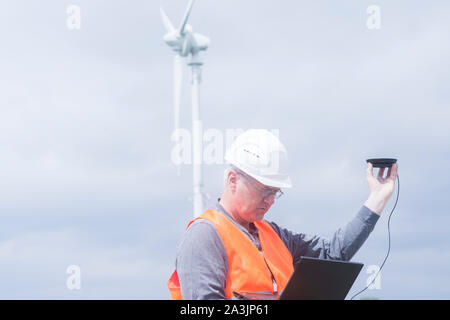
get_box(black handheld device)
[366,158,397,168]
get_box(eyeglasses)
[235,170,284,199]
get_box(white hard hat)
[224,129,292,188]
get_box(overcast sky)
[0,0,449,299]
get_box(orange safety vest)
[167,209,294,299]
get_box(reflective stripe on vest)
[167,209,294,299]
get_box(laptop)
[234,256,363,300]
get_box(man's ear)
[227,170,238,192]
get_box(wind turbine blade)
[160,6,175,32]
[174,54,183,176]
[179,0,195,35]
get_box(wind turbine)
[160,0,210,218]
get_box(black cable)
[350,174,400,300]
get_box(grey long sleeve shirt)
[175,200,380,300]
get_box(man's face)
[231,170,280,223]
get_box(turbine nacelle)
[163,21,210,57]
[160,1,209,57]
[162,27,209,57]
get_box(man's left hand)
[364,162,398,215]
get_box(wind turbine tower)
[160,0,210,217]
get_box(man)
[167,129,398,299]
